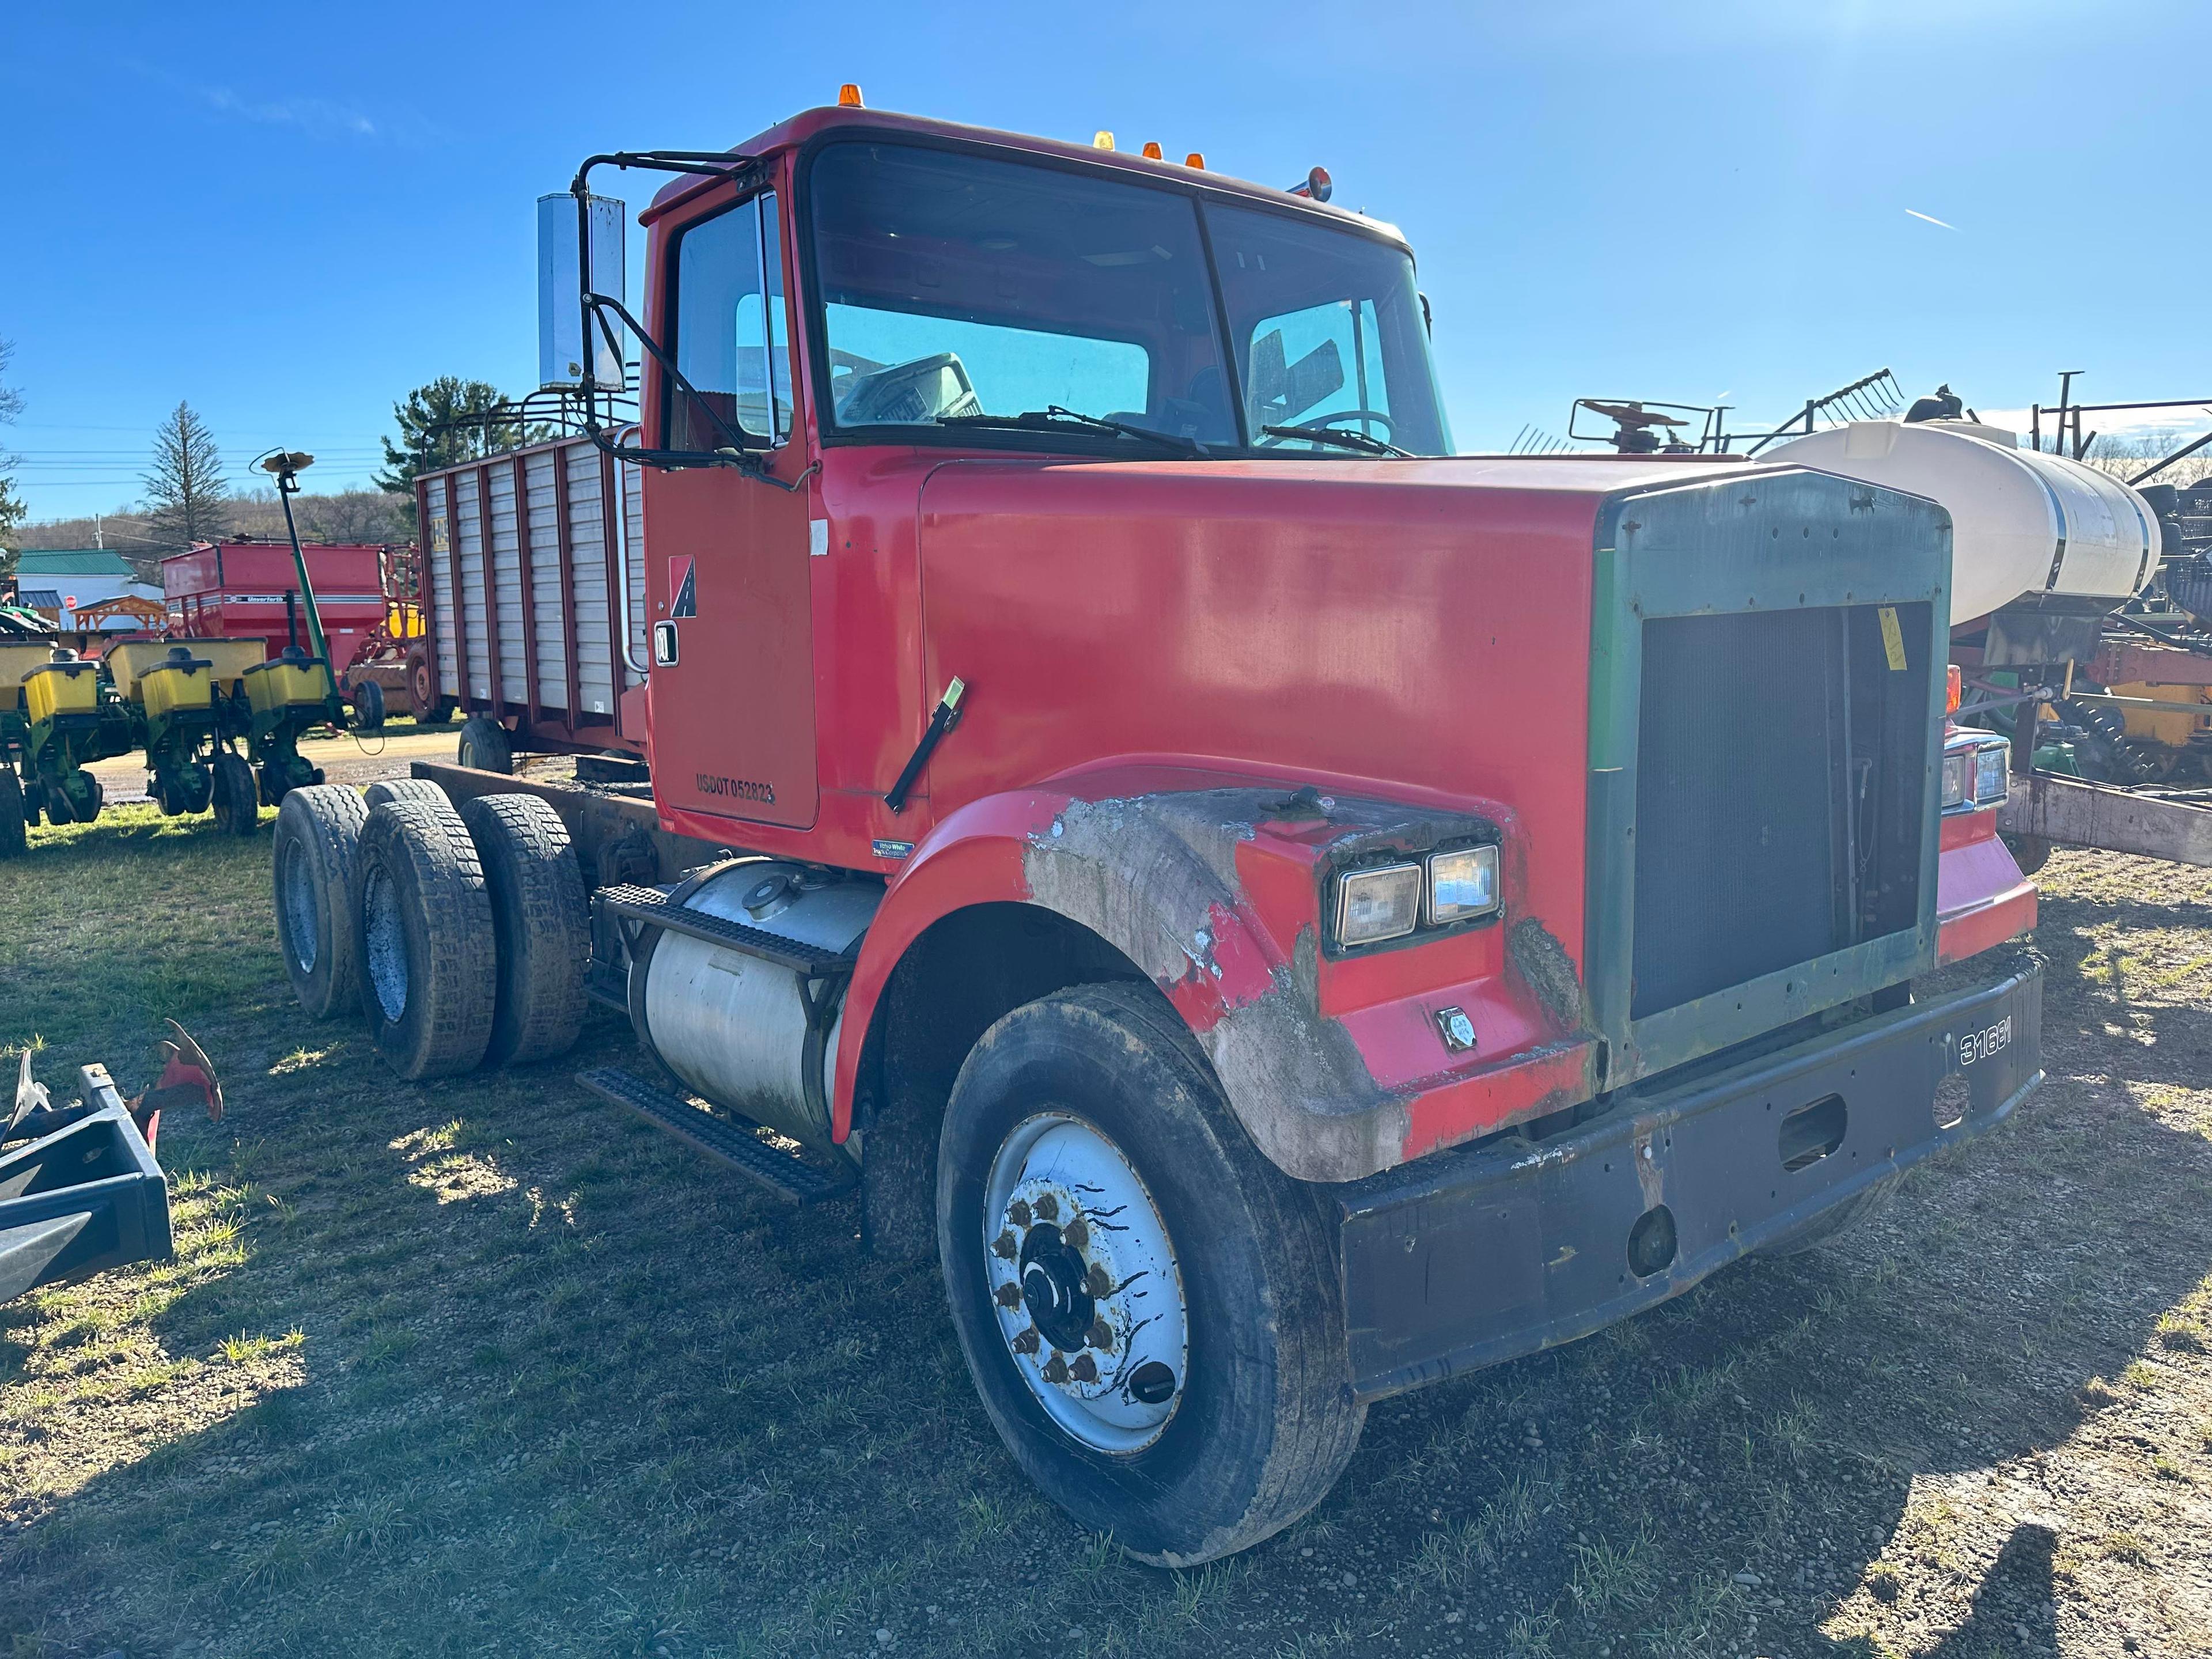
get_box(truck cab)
[320,101,2044,1565]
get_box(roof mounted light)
[1287,165,1332,202]
[1141,141,1163,160]
[838,83,865,108]
[1184,151,1206,169]
[1093,130,1115,151]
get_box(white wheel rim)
[362,864,410,1024]
[983,1112,1188,1455]
[279,839,319,972]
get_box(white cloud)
[200,85,378,140]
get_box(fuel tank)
[630,862,881,1157]
[1762,420,2158,626]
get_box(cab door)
[646,185,817,830]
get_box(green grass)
[3,819,2210,1657]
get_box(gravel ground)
[0,821,2206,1658]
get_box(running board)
[594,884,854,978]
[577,1066,855,1206]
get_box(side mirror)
[538,192,628,391]
[1419,291,1433,339]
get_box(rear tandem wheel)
[457,793,589,1069]
[271,784,370,1020]
[351,797,497,1080]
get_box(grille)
[1630,605,1930,1022]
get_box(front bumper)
[1336,960,2041,1400]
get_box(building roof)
[14,548,137,578]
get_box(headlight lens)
[1942,750,1972,810]
[1336,863,1422,946]
[1974,744,2010,806]
[1426,844,1501,925]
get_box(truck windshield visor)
[809,141,1236,448]
[1205,203,1451,457]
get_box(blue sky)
[5,0,2206,520]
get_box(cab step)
[594,884,855,978]
[577,1066,855,1206]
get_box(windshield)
[810,142,1236,446]
[805,140,1449,455]
[1209,204,1451,456]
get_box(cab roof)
[640,104,1401,243]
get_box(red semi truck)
[270,101,2041,1564]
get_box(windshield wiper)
[937,405,1207,458]
[1259,422,1414,458]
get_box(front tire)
[937,983,1365,1566]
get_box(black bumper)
[1336,962,2041,1400]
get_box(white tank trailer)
[1763,417,2212,869]
[1762,418,2159,650]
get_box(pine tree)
[375,377,530,494]
[0,339,25,539]
[142,401,230,550]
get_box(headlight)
[1974,744,2010,806]
[1426,844,1501,925]
[1335,863,1422,946]
[1944,737,2010,812]
[1942,750,1972,811]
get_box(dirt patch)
[3,821,2209,1656]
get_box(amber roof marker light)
[838,83,865,107]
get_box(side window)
[1245,298,1387,437]
[669,192,795,449]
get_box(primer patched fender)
[834,784,1544,1183]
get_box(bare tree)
[0,339,25,541]
[226,488,412,544]
[142,401,230,551]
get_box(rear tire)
[353,798,496,1080]
[362,778,448,812]
[271,784,369,1020]
[457,716,514,776]
[212,753,259,836]
[0,771,25,858]
[937,982,1365,1566]
[458,793,589,1068]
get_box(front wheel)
[937,983,1365,1566]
